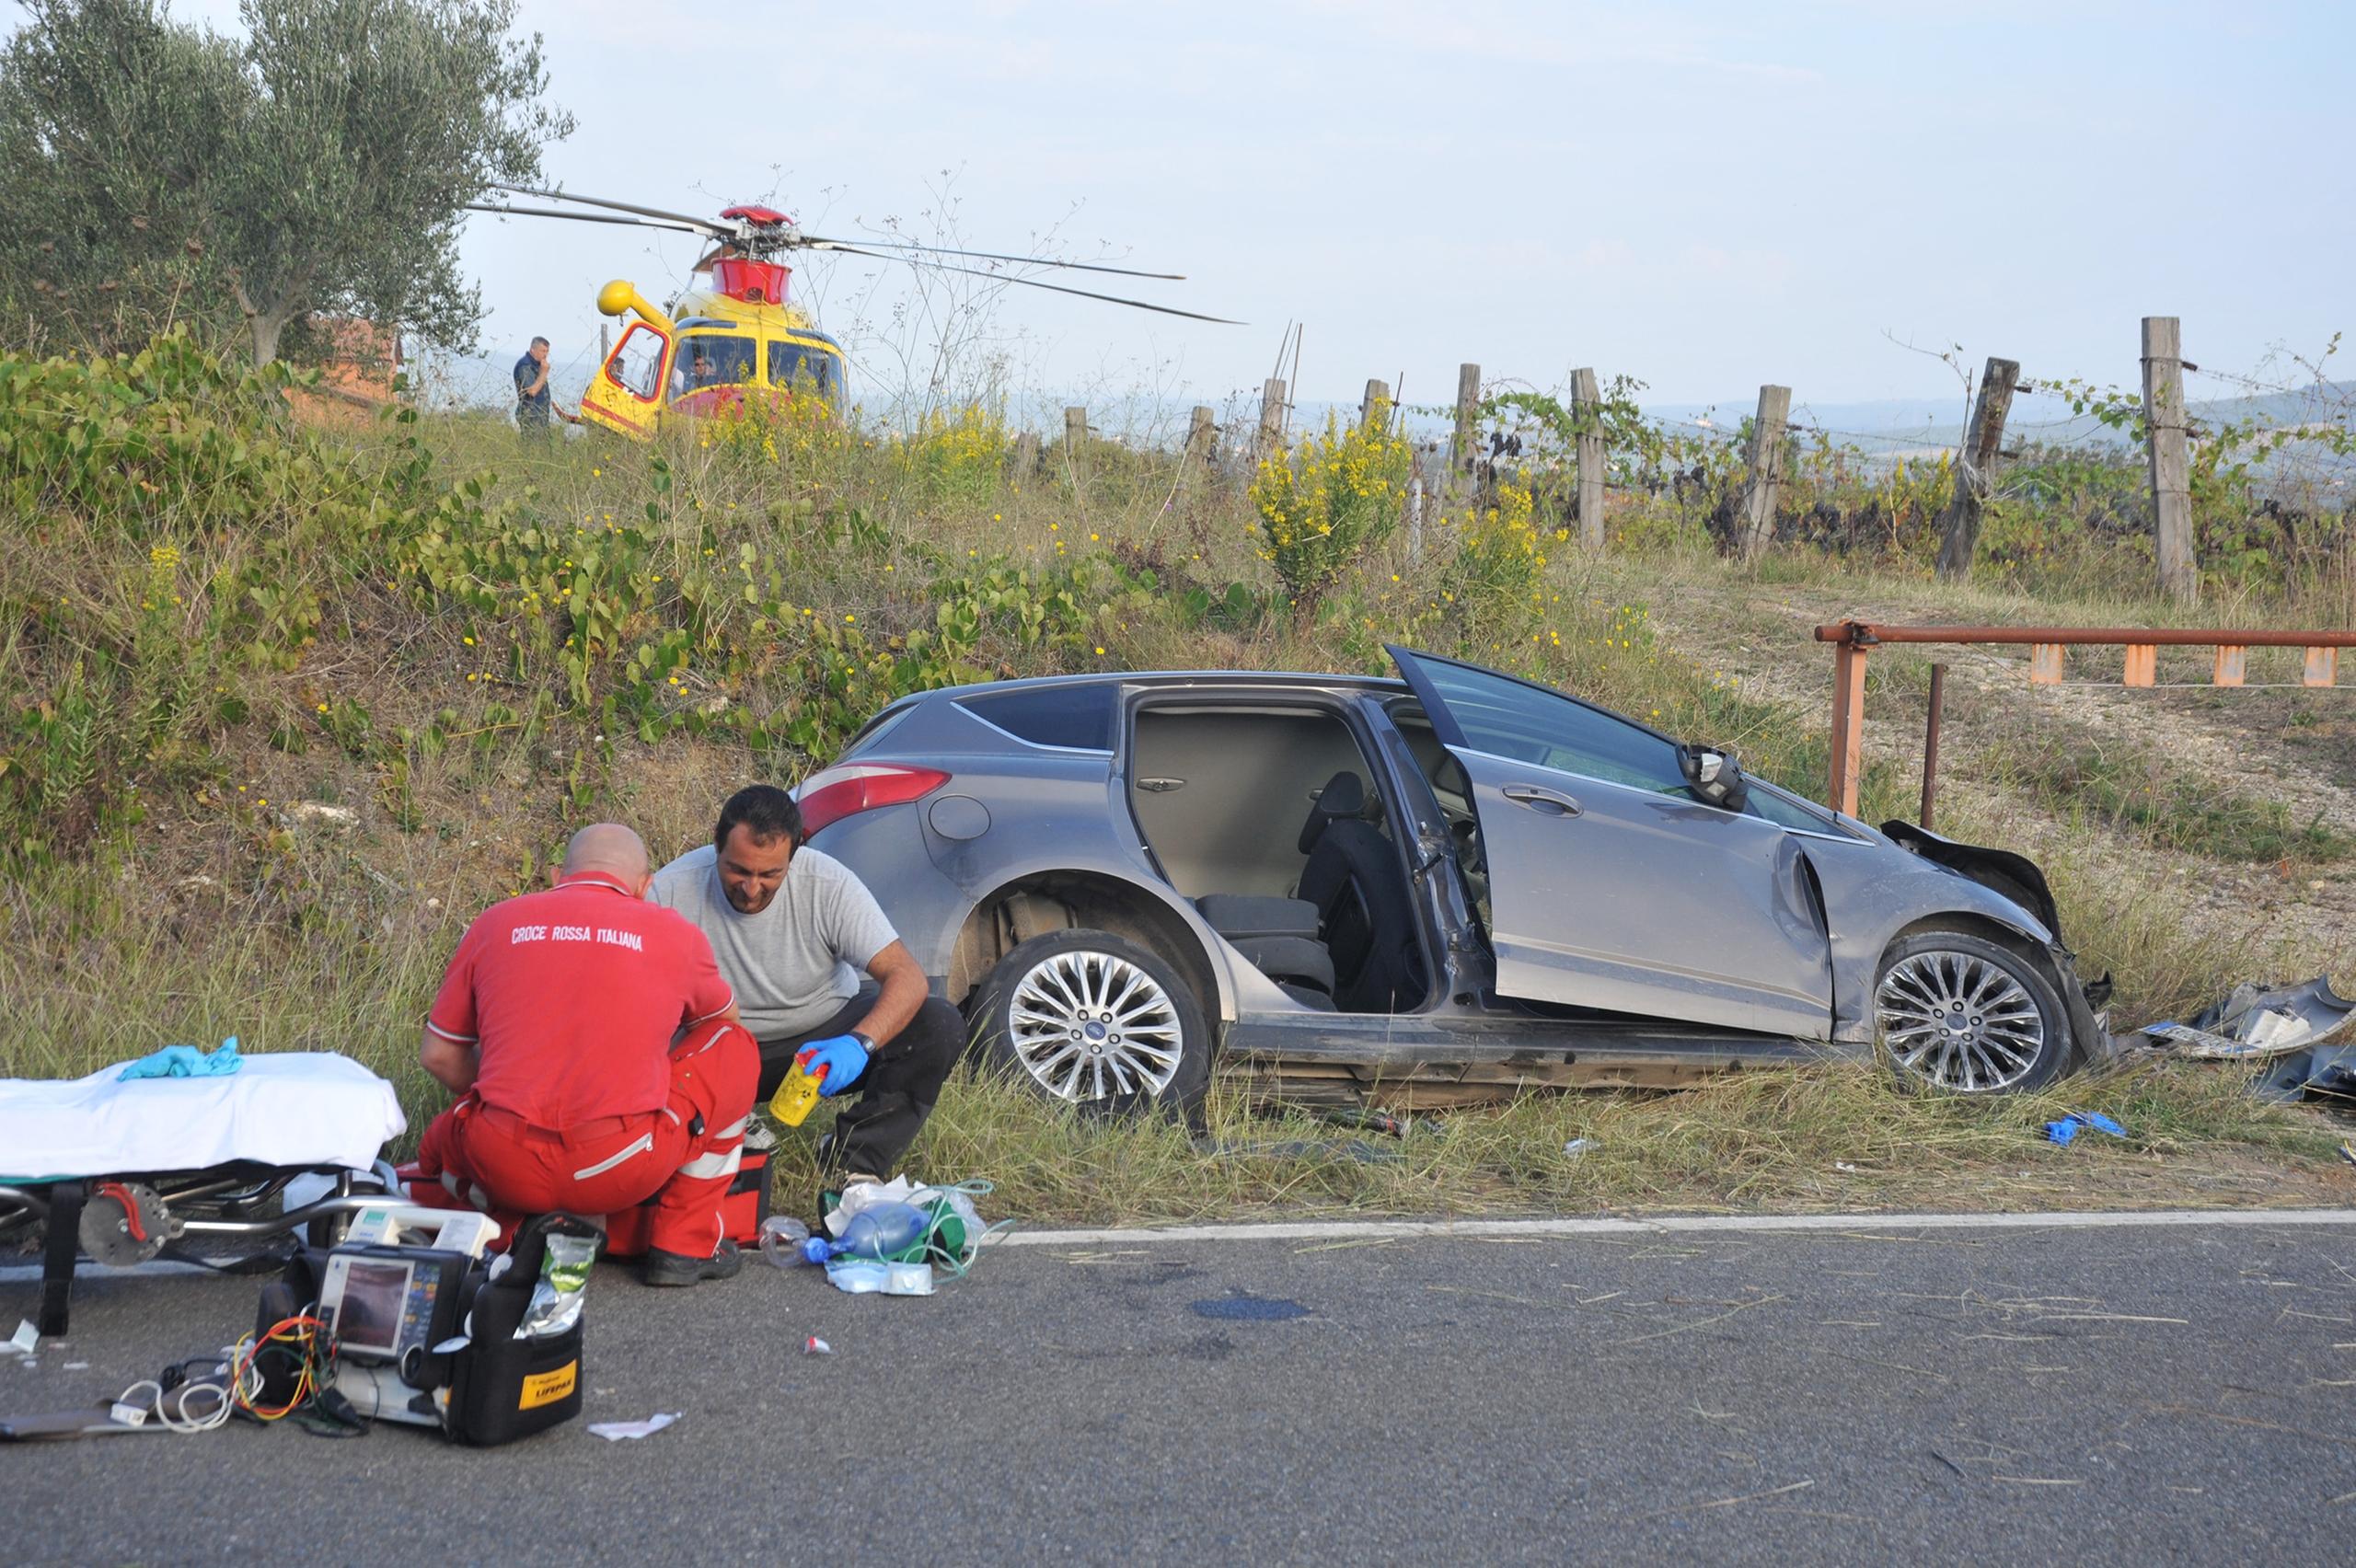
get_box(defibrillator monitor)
[319,1248,466,1366]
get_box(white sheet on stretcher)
[0,1052,407,1182]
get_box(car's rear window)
[839,702,916,759]
[956,684,1114,752]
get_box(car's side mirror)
[1680,744,1750,813]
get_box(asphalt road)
[6,1216,2355,1564]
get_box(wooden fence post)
[1826,631,1869,818]
[1360,378,1392,433]
[1256,378,1288,459]
[1185,405,1216,467]
[1738,384,1792,559]
[1407,448,1427,565]
[1063,405,1089,487]
[2142,316,2197,604]
[1449,363,1482,501]
[1571,365,1606,548]
[1934,356,2020,580]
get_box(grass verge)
[771,1060,2356,1228]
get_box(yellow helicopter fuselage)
[580,257,845,442]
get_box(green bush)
[0,336,431,858]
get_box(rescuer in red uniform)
[414,823,759,1286]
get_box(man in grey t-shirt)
[650,784,966,1193]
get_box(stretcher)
[0,1053,409,1336]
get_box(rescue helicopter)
[466,184,1236,441]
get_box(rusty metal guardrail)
[1810,621,2356,820]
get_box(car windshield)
[1743,780,1844,833]
[767,340,840,400]
[675,334,757,393]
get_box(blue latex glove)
[795,1034,869,1097]
[119,1036,243,1081]
[2044,1109,2127,1147]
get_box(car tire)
[968,928,1212,1123]
[1875,928,2075,1094]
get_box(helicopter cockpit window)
[766,341,841,401]
[672,335,757,396]
[607,324,665,402]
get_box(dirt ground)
[1625,565,2356,987]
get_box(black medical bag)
[258,1211,595,1446]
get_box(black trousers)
[756,988,967,1180]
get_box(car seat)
[1193,894,1336,1006]
[1294,771,1426,1012]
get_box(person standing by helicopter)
[512,336,579,438]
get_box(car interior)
[1127,704,1431,1014]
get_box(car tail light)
[795,764,951,837]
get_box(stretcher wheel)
[78,1182,169,1267]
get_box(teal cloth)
[118,1036,243,1081]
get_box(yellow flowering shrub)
[897,404,1011,510]
[700,389,850,477]
[1248,413,1409,614]
[1438,482,1545,639]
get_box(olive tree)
[0,0,247,355]
[0,0,572,364]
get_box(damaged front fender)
[1880,821,2064,943]
[1879,819,2116,1070]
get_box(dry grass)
[770,1057,2356,1228]
[13,838,2342,1229]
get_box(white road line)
[999,1207,2356,1248]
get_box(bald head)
[560,823,651,893]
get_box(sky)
[157,0,2354,417]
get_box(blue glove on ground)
[795,1034,869,1096]
[2043,1109,2126,1147]
[119,1036,243,1081]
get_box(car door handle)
[1501,783,1581,817]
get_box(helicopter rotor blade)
[491,183,726,236]
[814,244,1242,325]
[465,202,710,236]
[792,235,1182,280]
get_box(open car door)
[580,320,671,441]
[1388,646,1832,1038]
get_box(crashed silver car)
[801,646,2108,1114]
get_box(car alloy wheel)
[970,927,1213,1121]
[1007,947,1185,1101]
[1876,944,2050,1092]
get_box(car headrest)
[1299,770,1367,853]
